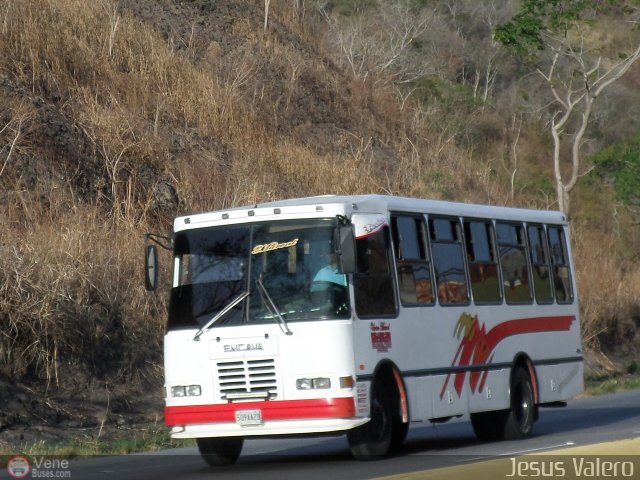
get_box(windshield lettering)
[251,238,299,255]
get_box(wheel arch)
[370,359,409,423]
[512,352,539,405]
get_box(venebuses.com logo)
[6,455,71,478]
[6,456,30,479]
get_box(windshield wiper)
[193,291,250,341]
[255,277,293,336]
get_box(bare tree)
[293,0,306,24]
[538,39,640,215]
[495,1,640,216]
[0,107,30,180]
[327,1,435,85]
[0,119,21,179]
[102,0,120,58]
[80,105,139,221]
[264,0,271,31]
[442,0,513,103]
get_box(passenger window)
[548,226,573,304]
[391,215,434,306]
[354,226,398,317]
[429,217,469,305]
[497,223,532,304]
[464,220,501,304]
[527,225,554,304]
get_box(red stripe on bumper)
[165,397,356,426]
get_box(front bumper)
[166,397,368,438]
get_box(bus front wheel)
[347,382,394,460]
[196,437,244,466]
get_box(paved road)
[8,389,640,480]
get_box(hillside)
[0,0,639,451]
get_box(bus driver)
[311,253,347,312]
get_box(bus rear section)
[349,205,582,450]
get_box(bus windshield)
[168,218,350,331]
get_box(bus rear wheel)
[347,382,394,460]
[503,367,535,439]
[196,437,244,466]
[471,367,535,441]
[470,410,507,441]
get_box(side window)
[354,226,398,317]
[527,224,554,304]
[391,215,434,306]
[464,220,501,304]
[548,226,573,304]
[429,217,469,305]
[497,222,532,304]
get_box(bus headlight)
[186,385,202,396]
[171,385,202,397]
[296,377,331,390]
[171,386,186,397]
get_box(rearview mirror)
[335,217,356,275]
[145,244,158,291]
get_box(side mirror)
[335,217,356,274]
[145,244,158,291]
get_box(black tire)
[503,367,535,439]
[470,409,508,441]
[470,366,535,442]
[347,382,394,460]
[391,418,409,451]
[196,437,244,466]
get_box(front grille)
[217,358,277,399]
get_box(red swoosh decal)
[441,314,576,399]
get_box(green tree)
[494,0,591,57]
[495,0,640,216]
[592,129,640,207]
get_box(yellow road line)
[376,438,640,480]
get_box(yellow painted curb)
[376,438,640,480]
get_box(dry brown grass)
[0,0,638,388]
[0,189,167,385]
[0,0,456,383]
[573,228,640,353]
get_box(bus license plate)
[235,409,263,426]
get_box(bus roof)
[174,194,567,230]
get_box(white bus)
[144,195,583,465]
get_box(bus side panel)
[466,368,510,414]
[536,361,584,404]
[430,374,467,419]
[406,376,433,421]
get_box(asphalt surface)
[5,389,640,480]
